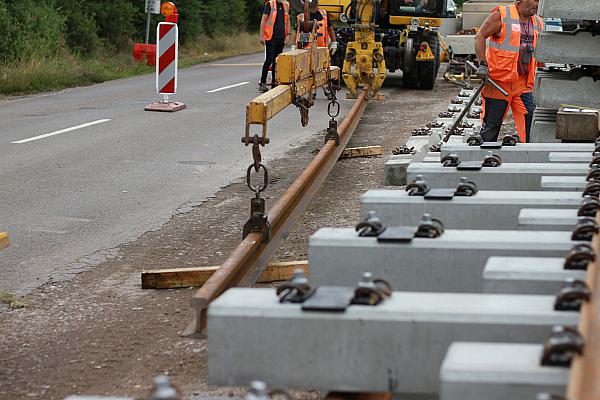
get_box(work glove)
[330,41,338,55]
[476,62,489,80]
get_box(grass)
[0,31,262,96]
[0,292,26,309]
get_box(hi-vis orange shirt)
[297,10,329,48]
[263,0,290,41]
[486,4,544,89]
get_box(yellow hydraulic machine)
[318,0,447,92]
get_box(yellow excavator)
[291,0,448,97]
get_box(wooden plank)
[0,232,9,251]
[339,146,383,159]
[141,260,309,289]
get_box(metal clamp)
[571,217,599,241]
[294,96,311,127]
[466,134,483,146]
[466,110,481,119]
[448,105,462,113]
[564,243,595,270]
[587,164,600,181]
[578,196,600,217]
[582,182,600,199]
[501,134,519,146]
[554,278,591,311]
[455,177,478,196]
[540,325,584,367]
[450,97,464,105]
[325,119,340,145]
[415,213,444,238]
[406,175,430,196]
[277,268,313,303]
[441,153,460,167]
[438,111,454,118]
[427,121,444,129]
[392,145,415,155]
[356,211,386,237]
[242,197,271,243]
[412,127,431,136]
[482,151,502,167]
[590,155,600,168]
[351,272,392,306]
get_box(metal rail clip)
[277,268,313,303]
[541,325,585,367]
[350,272,392,306]
[356,211,387,237]
[578,196,600,217]
[441,152,502,170]
[571,217,599,241]
[564,243,595,270]
[406,176,478,199]
[554,278,592,312]
[582,182,600,199]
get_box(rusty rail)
[184,91,369,337]
[566,220,600,400]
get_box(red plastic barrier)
[133,43,157,66]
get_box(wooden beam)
[141,260,309,289]
[340,145,383,159]
[0,232,9,251]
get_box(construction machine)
[291,0,448,97]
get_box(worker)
[474,0,544,143]
[295,0,338,98]
[295,0,337,54]
[259,0,291,93]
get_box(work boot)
[258,83,269,93]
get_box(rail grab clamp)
[563,244,595,271]
[541,325,585,367]
[554,278,591,312]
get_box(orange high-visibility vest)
[298,9,329,48]
[486,5,544,88]
[263,0,290,41]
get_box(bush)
[0,0,65,63]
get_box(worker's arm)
[259,14,269,45]
[474,9,502,64]
[328,25,336,45]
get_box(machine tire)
[428,33,441,75]
[418,61,436,90]
[403,67,419,89]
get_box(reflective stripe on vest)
[486,5,543,85]
[263,0,290,42]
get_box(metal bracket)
[541,325,585,367]
[554,278,591,312]
[242,197,271,243]
[571,217,599,241]
[277,268,314,303]
[582,182,600,199]
[407,176,477,199]
[442,152,501,169]
[564,243,595,270]
[376,213,444,242]
[578,196,600,217]
[350,272,392,306]
[392,145,415,155]
[324,119,340,146]
[356,211,387,237]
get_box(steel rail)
[566,219,600,400]
[184,91,369,337]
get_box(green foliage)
[246,0,265,31]
[0,0,66,63]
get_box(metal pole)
[145,12,151,44]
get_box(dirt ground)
[0,74,463,399]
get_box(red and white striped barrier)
[156,22,178,95]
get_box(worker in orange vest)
[259,0,291,93]
[474,0,544,143]
[295,0,337,53]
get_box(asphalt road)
[0,52,353,295]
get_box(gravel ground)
[0,73,480,399]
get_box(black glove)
[476,61,489,80]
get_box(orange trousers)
[481,74,536,143]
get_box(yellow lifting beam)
[244,46,341,144]
[0,232,10,251]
